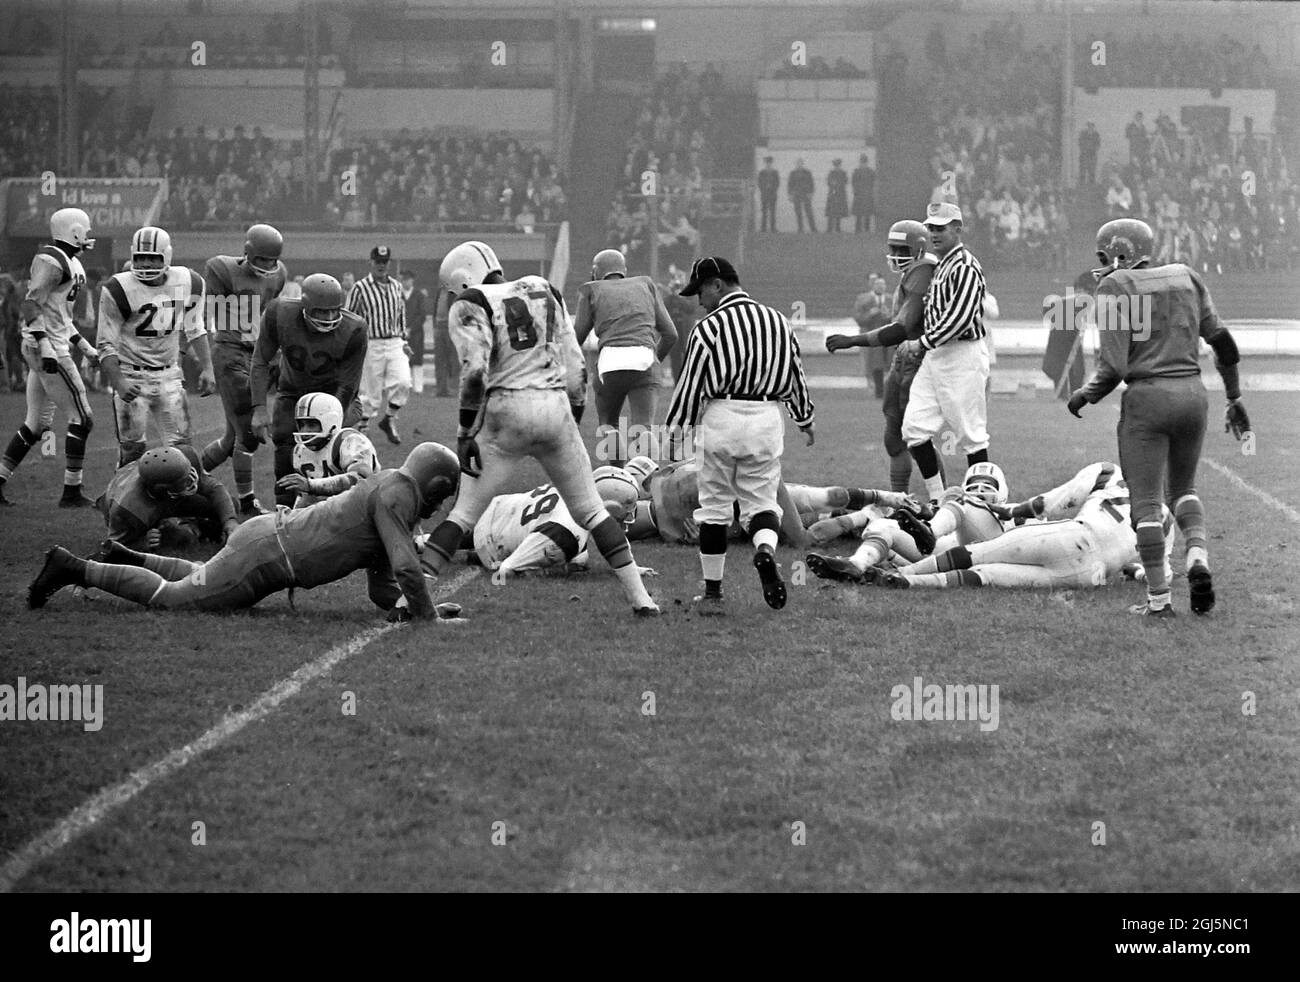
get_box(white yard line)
[1202,456,1300,526]
[0,567,480,893]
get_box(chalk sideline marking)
[0,567,480,892]
[1203,456,1300,526]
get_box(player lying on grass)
[28,443,464,621]
[274,392,380,508]
[97,444,239,551]
[621,456,919,549]
[804,462,1008,582]
[418,464,650,578]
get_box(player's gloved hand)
[1225,399,1251,440]
[41,357,59,374]
[275,472,310,496]
[145,528,162,552]
[1066,391,1088,418]
[116,380,142,402]
[250,406,270,445]
[988,503,1014,522]
[457,434,482,477]
[222,520,239,544]
[824,334,854,353]
[197,370,217,397]
[800,422,815,447]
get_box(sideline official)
[663,257,814,614]
[348,244,409,444]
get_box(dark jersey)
[276,468,433,615]
[98,460,236,548]
[203,254,288,348]
[251,298,367,405]
[866,257,937,347]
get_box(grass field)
[1,379,1298,892]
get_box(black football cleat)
[871,567,911,589]
[691,594,725,616]
[1129,600,1176,618]
[633,603,662,618]
[891,506,936,555]
[378,415,402,445]
[58,491,95,509]
[28,546,84,609]
[1188,562,1215,615]
[753,548,787,609]
[805,552,866,584]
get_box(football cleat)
[1129,600,1176,618]
[434,602,464,620]
[378,414,402,445]
[58,491,95,509]
[891,506,936,555]
[28,546,83,608]
[753,548,787,610]
[870,567,911,589]
[806,552,867,584]
[633,602,662,618]
[690,594,725,616]
[1188,562,1215,615]
[97,539,145,566]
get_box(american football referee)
[663,257,815,614]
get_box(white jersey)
[98,267,206,369]
[291,427,379,506]
[448,275,584,400]
[23,244,86,350]
[472,483,590,572]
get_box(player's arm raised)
[1191,270,1250,439]
[97,278,139,402]
[1068,279,1128,417]
[182,270,216,396]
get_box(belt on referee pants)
[717,394,779,401]
[121,361,169,372]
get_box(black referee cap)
[370,245,392,261]
[679,256,738,296]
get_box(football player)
[97,444,238,551]
[825,219,940,492]
[805,462,1008,583]
[30,443,463,621]
[200,223,288,516]
[418,241,659,616]
[275,392,379,508]
[1067,218,1250,616]
[250,273,367,507]
[874,462,1176,590]
[98,226,215,467]
[431,464,644,578]
[0,208,99,507]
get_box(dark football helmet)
[401,442,461,518]
[139,446,199,499]
[243,223,284,277]
[1093,219,1154,281]
[301,273,344,333]
[886,219,929,274]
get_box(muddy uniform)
[98,458,236,549]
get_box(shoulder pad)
[103,276,133,320]
[455,288,492,314]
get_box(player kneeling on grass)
[417,241,659,617]
[867,462,1176,591]
[275,392,379,508]
[29,443,464,621]
[97,444,238,552]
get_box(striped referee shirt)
[664,290,815,429]
[921,244,986,350]
[346,273,406,340]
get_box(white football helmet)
[50,207,95,250]
[438,241,502,296]
[294,392,343,451]
[593,465,640,527]
[130,226,172,285]
[623,456,659,495]
[963,462,1009,505]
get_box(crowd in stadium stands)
[769,56,868,80]
[604,65,721,269]
[0,86,58,179]
[924,20,1067,268]
[78,15,342,70]
[1075,33,1269,91]
[1093,112,1299,273]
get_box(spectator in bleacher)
[1106,174,1133,217]
[1079,122,1100,186]
[757,156,779,232]
[788,159,816,233]
[1126,112,1150,175]
[825,159,848,234]
[851,153,875,234]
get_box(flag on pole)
[549,220,570,294]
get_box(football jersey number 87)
[504,291,556,350]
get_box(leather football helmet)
[1093,219,1154,281]
[885,219,929,274]
[593,465,640,527]
[401,442,461,518]
[623,456,659,495]
[294,392,343,452]
[243,223,284,277]
[130,226,172,285]
[439,241,502,296]
[301,273,344,333]
[50,208,95,251]
[139,446,199,500]
[963,462,1009,506]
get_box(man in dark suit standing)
[826,159,849,233]
[788,159,816,233]
[852,153,876,234]
[401,269,431,396]
[757,156,779,232]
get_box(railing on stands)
[177,221,563,236]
